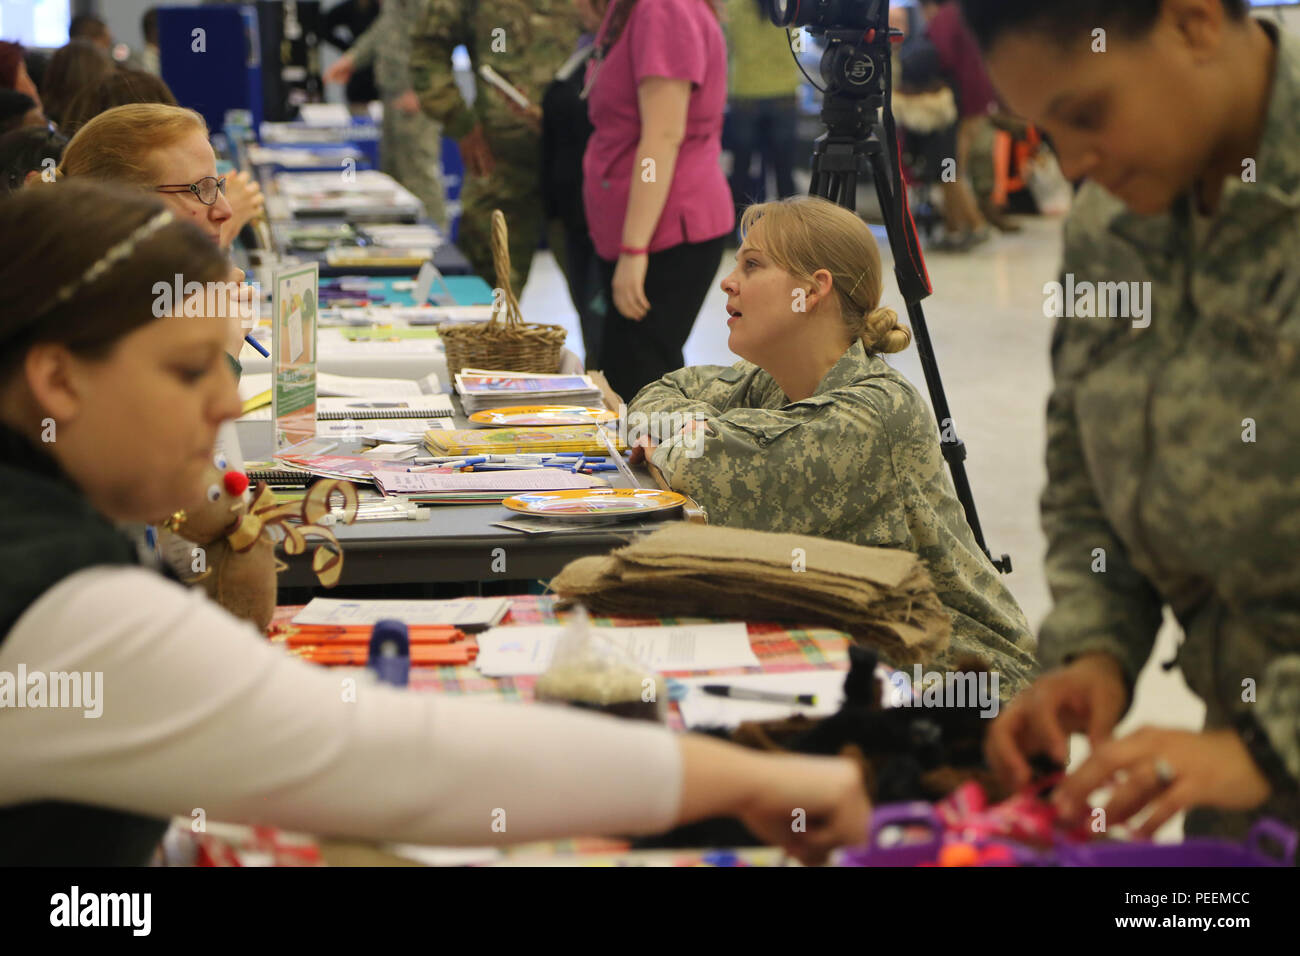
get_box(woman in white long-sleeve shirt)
[0,183,869,866]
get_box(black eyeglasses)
[155,175,227,206]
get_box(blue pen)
[244,334,270,357]
[570,455,585,473]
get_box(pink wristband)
[620,245,649,256]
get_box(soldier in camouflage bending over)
[964,0,1300,841]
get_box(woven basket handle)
[488,209,523,330]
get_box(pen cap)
[369,619,410,687]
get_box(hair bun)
[864,305,911,354]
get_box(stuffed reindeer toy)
[159,451,358,631]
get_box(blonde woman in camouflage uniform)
[628,195,1037,693]
[963,0,1300,841]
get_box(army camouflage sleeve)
[411,0,478,140]
[1254,657,1300,795]
[647,387,891,537]
[1037,285,1165,697]
[373,0,410,96]
[628,365,750,440]
[345,15,382,70]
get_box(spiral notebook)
[315,395,455,420]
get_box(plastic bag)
[533,605,664,722]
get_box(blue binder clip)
[369,619,410,687]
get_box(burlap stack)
[549,524,951,665]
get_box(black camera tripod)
[795,21,1011,574]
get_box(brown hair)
[59,69,178,136]
[0,181,229,379]
[40,39,115,127]
[58,102,207,186]
[739,196,911,354]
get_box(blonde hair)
[57,103,208,186]
[738,196,911,355]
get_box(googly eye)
[206,483,222,502]
[214,454,229,470]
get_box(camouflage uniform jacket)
[1039,21,1300,824]
[410,0,580,147]
[630,339,1037,691]
[347,0,419,99]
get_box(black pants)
[561,225,608,367]
[596,235,726,402]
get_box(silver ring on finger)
[1153,756,1176,787]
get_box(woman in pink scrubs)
[582,0,734,400]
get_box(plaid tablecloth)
[184,597,855,865]
[271,595,853,730]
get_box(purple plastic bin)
[837,802,944,867]
[1057,818,1297,867]
[837,802,1299,868]
[835,801,1046,867]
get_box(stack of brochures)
[453,369,604,413]
[424,425,624,457]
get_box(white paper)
[293,597,509,628]
[316,417,452,437]
[371,470,603,493]
[316,373,424,398]
[321,339,441,356]
[237,373,272,403]
[474,624,758,677]
[384,844,503,866]
[674,672,848,729]
[316,394,455,415]
[297,102,352,126]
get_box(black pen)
[701,685,817,706]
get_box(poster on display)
[271,261,319,450]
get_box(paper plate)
[502,487,686,519]
[468,405,619,427]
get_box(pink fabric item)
[582,0,734,262]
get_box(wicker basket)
[439,209,567,374]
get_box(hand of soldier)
[323,53,355,86]
[628,433,659,465]
[985,652,1129,789]
[393,89,421,116]
[612,251,650,320]
[458,124,496,177]
[1051,728,1272,839]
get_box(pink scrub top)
[582,0,734,262]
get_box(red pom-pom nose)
[223,471,250,496]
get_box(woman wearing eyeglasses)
[57,104,265,367]
[57,103,263,251]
